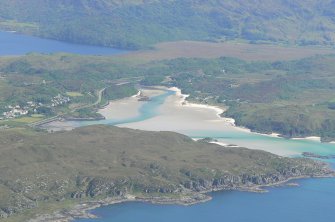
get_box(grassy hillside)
[160,55,335,141]
[0,125,331,220]
[1,0,335,49]
[2,53,335,140]
[0,54,141,124]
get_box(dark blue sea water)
[72,91,335,222]
[0,31,127,55]
[76,177,335,222]
[7,31,333,222]
[74,161,335,222]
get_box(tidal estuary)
[44,88,335,222]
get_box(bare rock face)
[181,166,333,192]
[302,152,335,159]
[0,194,37,218]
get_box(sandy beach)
[118,87,236,131]
[99,88,166,120]
[43,86,333,157]
[32,87,335,222]
[98,94,141,120]
[109,87,299,156]
[292,136,322,142]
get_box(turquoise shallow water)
[4,31,334,221]
[66,90,175,128]
[72,90,335,222]
[0,31,127,55]
[66,89,335,156]
[189,130,335,156]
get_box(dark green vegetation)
[117,55,335,141]
[0,54,139,125]
[158,56,335,141]
[2,53,335,140]
[1,0,335,49]
[0,125,331,220]
[1,2,335,221]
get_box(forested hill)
[1,0,335,49]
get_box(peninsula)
[0,126,333,221]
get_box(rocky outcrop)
[0,194,37,218]
[0,125,333,220]
[74,161,334,199]
[182,169,333,192]
[1,162,333,219]
[302,152,335,159]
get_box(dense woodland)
[1,0,335,49]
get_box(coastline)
[29,173,334,222]
[37,85,335,158]
[168,87,281,138]
[170,88,295,140]
[168,87,333,144]
[26,87,335,222]
[97,93,142,120]
[38,85,333,144]
[90,87,167,121]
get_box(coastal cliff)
[0,126,332,221]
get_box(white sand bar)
[98,97,141,120]
[111,87,299,156]
[118,87,235,131]
[98,88,166,120]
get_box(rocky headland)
[0,125,333,221]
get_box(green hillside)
[155,55,335,141]
[0,125,331,220]
[1,0,335,49]
[2,53,335,140]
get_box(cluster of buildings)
[51,94,71,107]
[0,94,70,120]
[1,105,29,119]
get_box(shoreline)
[95,87,167,120]
[38,85,334,144]
[29,173,334,222]
[27,86,335,222]
[168,87,334,144]
[169,86,283,139]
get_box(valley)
[1,2,335,221]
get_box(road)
[71,87,106,112]
[29,87,106,127]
